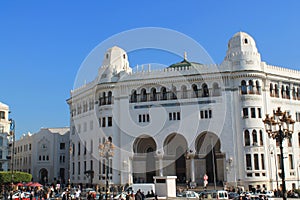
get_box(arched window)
[202,83,209,97]
[192,84,198,98]
[252,130,258,145]
[256,80,261,95]
[241,80,247,95]
[212,82,220,96]
[275,84,279,97]
[100,92,106,105]
[259,130,263,146]
[107,91,112,104]
[248,80,254,94]
[161,87,167,100]
[270,83,274,97]
[244,130,250,146]
[150,88,157,101]
[130,90,137,103]
[181,85,187,99]
[286,86,290,99]
[171,86,177,100]
[292,87,296,100]
[141,88,147,102]
[297,88,300,100]
[281,85,285,98]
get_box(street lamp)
[99,138,114,200]
[8,119,15,192]
[263,107,295,200]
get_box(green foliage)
[0,171,32,184]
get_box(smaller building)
[0,102,11,171]
[14,127,70,185]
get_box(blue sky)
[0,1,300,139]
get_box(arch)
[161,87,167,100]
[255,80,261,95]
[171,86,177,100]
[133,135,157,154]
[259,130,263,146]
[141,88,147,102]
[181,85,188,99]
[281,85,285,98]
[252,130,258,145]
[195,132,224,185]
[248,80,254,94]
[150,87,157,101]
[107,91,112,104]
[132,135,157,183]
[192,84,198,98]
[286,85,290,99]
[241,80,247,94]
[130,90,137,103]
[275,84,279,97]
[212,82,221,96]
[270,83,273,97]
[244,130,250,146]
[39,168,48,185]
[202,83,209,97]
[163,133,188,183]
[292,87,296,100]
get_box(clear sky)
[1,1,300,139]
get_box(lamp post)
[9,119,15,192]
[263,107,295,200]
[68,144,72,189]
[99,138,114,200]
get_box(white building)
[0,102,12,171]
[14,127,70,184]
[67,32,300,191]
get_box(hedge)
[0,171,32,184]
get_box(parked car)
[181,191,199,199]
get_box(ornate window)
[141,88,147,102]
[161,87,167,100]
[150,88,157,101]
[202,83,209,97]
[241,80,247,94]
[181,85,188,99]
[192,84,198,98]
[244,130,250,146]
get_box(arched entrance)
[163,133,188,183]
[133,135,157,183]
[195,132,225,186]
[39,168,48,185]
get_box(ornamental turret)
[223,32,262,71]
[98,46,132,82]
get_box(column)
[128,157,133,184]
[156,151,164,176]
[189,153,195,182]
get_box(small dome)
[227,32,258,54]
[168,58,192,69]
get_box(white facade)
[68,32,300,191]
[14,127,70,184]
[0,102,11,171]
